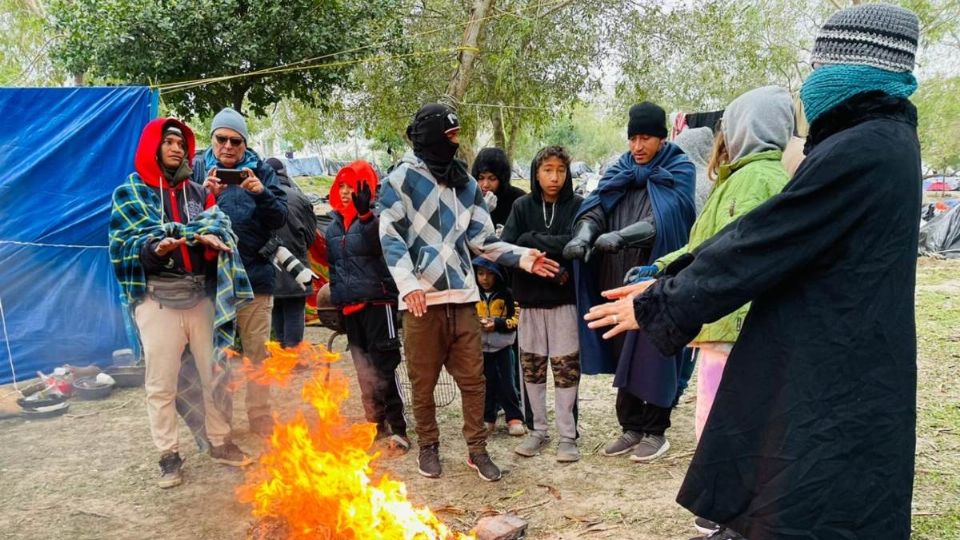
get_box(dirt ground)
[1,259,958,540]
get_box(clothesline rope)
[0,240,108,249]
[152,0,568,92]
[159,47,461,94]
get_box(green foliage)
[614,0,814,113]
[514,105,626,169]
[914,77,960,174]
[46,0,403,118]
[0,0,64,85]
[346,0,628,158]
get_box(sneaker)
[417,443,442,478]
[601,430,644,457]
[514,430,550,457]
[507,420,527,437]
[249,416,274,437]
[629,434,670,462]
[694,516,721,535]
[556,437,580,463]
[484,421,497,435]
[466,451,502,482]
[210,442,252,467]
[158,452,183,489]
[688,526,745,540]
[387,434,411,454]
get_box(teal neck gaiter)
[800,64,918,125]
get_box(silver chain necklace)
[541,200,556,228]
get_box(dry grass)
[0,260,957,539]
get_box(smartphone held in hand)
[215,168,249,185]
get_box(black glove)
[596,221,656,254]
[562,220,600,261]
[594,231,625,253]
[352,180,372,216]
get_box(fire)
[238,342,475,540]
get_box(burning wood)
[238,343,475,539]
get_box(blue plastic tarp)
[0,87,156,384]
[284,156,327,177]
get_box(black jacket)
[192,150,288,294]
[635,93,921,539]
[272,171,318,298]
[500,158,582,308]
[326,211,397,306]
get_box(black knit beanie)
[627,102,667,139]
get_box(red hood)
[134,117,196,189]
[330,160,379,229]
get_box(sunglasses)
[215,134,244,146]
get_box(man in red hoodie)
[110,118,251,488]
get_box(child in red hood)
[325,161,409,453]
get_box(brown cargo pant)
[402,303,486,452]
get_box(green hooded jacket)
[655,150,789,343]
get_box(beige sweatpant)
[135,296,230,453]
[236,294,274,422]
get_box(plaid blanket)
[109,174,253,449]
[109,173,253,360]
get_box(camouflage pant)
[518,305,580,388]
[520,352,580,388]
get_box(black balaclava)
[406,103,469,188]
[157,124,192,186]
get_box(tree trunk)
[492,107,507,151]
[230,83,247,114]
[444,0,496,106]
[505,117,521,164]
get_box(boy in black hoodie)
[501,146,583,462]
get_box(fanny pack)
[147,273,207,310]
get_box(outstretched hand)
[155,237,186,257]
[195,233,231,252]
[584,293,641,339]
[601,280,655,301]
[527,249,560,278]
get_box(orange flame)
[239,343,475,540]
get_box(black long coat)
[634,93,920,539]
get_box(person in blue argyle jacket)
[379,103,559,482]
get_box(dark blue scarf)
[575,143,695,398]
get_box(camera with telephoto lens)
[259,237,316,290]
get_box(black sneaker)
[158,451,183,489]
[417,443,442,478]
[466,451,502,482]
[694,516,721,535]
[210,442,252,467]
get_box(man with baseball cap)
[379,102,560,482]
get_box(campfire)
[238,343,475,540]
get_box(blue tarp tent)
[284,156,326,177]
[0,87,157,385]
